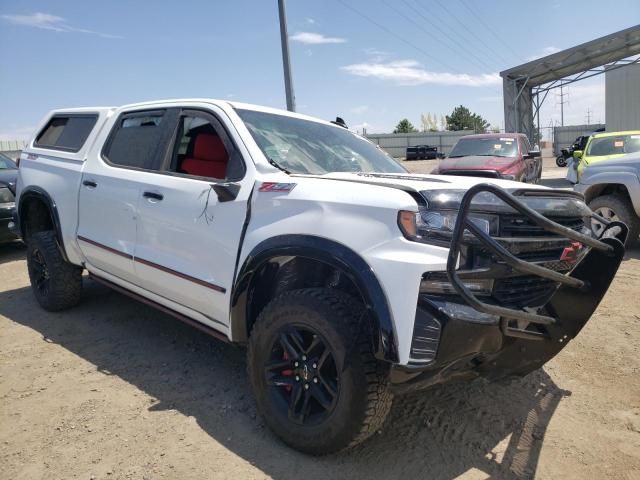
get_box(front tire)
[556,155,567,167]
[589,194,640,245]
[247,288,392,455]
[26,231,83,311]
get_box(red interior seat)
[180,133,228,179]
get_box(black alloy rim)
[30,248,50,296]
[264,326,339,425]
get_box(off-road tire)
[27,231,82,311]
[556,155,567,167]
[247,288,393,455]
[589,194,640,246]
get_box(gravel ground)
[1,161,639,479]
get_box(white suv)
[13,99,626,454]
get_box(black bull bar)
[443,184,627,380]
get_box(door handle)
[143,191,164,201]
[83,180,97,188]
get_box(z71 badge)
[258,182,297,192]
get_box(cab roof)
[591,130,640,139]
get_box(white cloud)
[341,60,501,87]
[526,46,560,61]
[305,17,315,25]
[1,12,122,39]
[290,32,346,44]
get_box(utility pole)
[585,108,592,125]
[556,84,569,126]
[278,0,296,112]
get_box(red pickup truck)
[432,133,542,183]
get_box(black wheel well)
[231,235,399,363]
[585,183,631,205]
[245,256,364,338]
[20,196,55,243]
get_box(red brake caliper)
[281,351,293,392]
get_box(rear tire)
[247,288,392,455]
[589,194,640,246]
[26,231,82,311]
[556,155,567,167]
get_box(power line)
[392,0,496,73]
[334,0,459,72]
[426,0,511,67]
[585,108,592,125]
[458,0,521,62]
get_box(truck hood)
[434,155,518,173]
[583,152,640,171]
[293,171,546,193]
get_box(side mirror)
[573,150,583,160]
[212,182,240,202]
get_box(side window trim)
[100,108,179,172]
[34,113,99,153]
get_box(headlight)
[0,187,15,205]
[398,209,498,245]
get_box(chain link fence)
[366,131,474,158]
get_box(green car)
[575,130,640,179]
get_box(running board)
[89,273,230,344]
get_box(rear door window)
[35,115,98,152]
[103,110,176,170]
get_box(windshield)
[449,137,518,158]
[0,153,16,169]
[586,134,640,157]
[236,109,406,175]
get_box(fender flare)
[230,234,399,363]
[582,173,640,216]
[17,186,68,261]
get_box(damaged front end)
[391,184,626,394]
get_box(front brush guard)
[446,183,627,342]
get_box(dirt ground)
[1,160,639,479]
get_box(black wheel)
[247,288,392,455]
[589,194,640,246]
[27,231,82,311]
[556,155,567,167]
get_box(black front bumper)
[390,185,627,394]
[0,205,18,243]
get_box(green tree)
[393,118,418,134]
[445,105,490,132]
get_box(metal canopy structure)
[500,25,640,142]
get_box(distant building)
[606,63,640,132]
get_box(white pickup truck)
[13,99,627,454]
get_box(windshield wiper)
[268,157,291,174]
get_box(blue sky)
[0,0,638,140]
